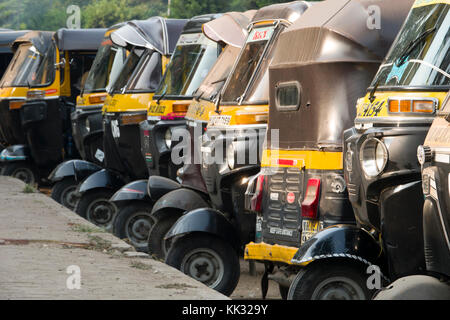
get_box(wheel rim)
[311,276,366,300]
[12,167,34,184]
[181,248,224,288]
[61,185,77,210]
[125,212,154,247]
[86,198,117,228]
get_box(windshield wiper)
[368,78,381,103]
[157,85,168,105]
[396,27,437,67]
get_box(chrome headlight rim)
[164,128,172,149]
[359,137,389,178]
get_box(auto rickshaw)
[152,1,312,296]
[49,23,128,209]
[0,31,54,152]
[0,30,29,150]
[287,0,449,299]
[69,18,187,229]
[242,0,414,300]
[109,12,254,252]
[0,29,106,184]
[374,92,450,300]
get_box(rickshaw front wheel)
[51,178,78,210]
[2,162,37,185]
[147,212,182,259]
[288,260,371,300]
[75,189,117,232]
[113,202,155,252]
[165,234,240,296]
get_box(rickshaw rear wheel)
[147,212,182,259]
[113,202,154,252]
[74,189,117,232]
[51,178,78,210]
[165,233,240,296]
[2,162,37,185]
[287,260,371,300]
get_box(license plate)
[301,220,323,244]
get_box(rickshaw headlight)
[164,129,172,149]
[360,138,388,178]
[227,143,235,169]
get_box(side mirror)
[54,58,66,70]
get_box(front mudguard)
[147,175,180,201]
[48,159,102,183]
[0,144,29,162]
[77,168,125,194]
[165,207,241,252]
[374,275,450,300]
[110,179,151,204]
[150,187,209,219]
[291,225,385,275]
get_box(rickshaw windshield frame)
[108,45,144,95]
[368,3,450,92]
[0,41,56,88]
[220,21,281,105]
[154,33,219,99]
[82,37,124,95]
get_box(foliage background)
[0,0,315,30]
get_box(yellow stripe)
[413,0,450,8]
[103,93,154,113]
[261,149,343,170]
[244,242,299,265]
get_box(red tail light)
[301,178,321,219]
[251,174,265,212]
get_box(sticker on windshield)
[247,27,275,43]
[209,115,231,127]
[177,33,211,46]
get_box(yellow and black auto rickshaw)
[374,91,450,300]
[242,0,414,300]
[70,18,187,229]
[49,23,128,209]
[0,29,29,150]
[109,11,255,252]
[0,31,53,153]
[151,1,312,296]
[286,0,448,299]
[0,29,105,184]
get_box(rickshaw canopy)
[203,11,256,48]
[267,0,415,150]
[250,0,311,25]
[55,28,106,51]
[110,17,188,55]
[0,30,29,53]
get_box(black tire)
[287,260,372,300]
[147,213,181,259]
[2,162,37,185]
[113,202,154,252]
[279,284,289,300]
[165,233,240,296]
[74,189,117,231]
[51,178,78,210]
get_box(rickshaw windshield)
[221,25,276,104]
[370,3,450,90]
[83,38,126,94]
[155,33,218,97]
[126,50,162,92]
[108,47,143,94]
[0,42,55,88]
